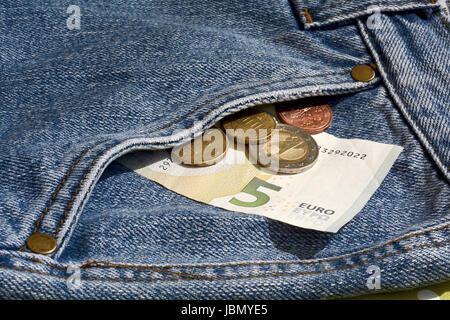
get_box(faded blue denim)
[0,0,448,299]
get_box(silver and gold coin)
[259,124,319,174]
[171,128,228,166]
[221,108,276,144]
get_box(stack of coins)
[171,97,333,174]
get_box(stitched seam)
[50,71,353,238]
[305,0,429,24]
[52,148,108,236]
[430,0,450,30]
[310,0,427,15]
[28,259,213,280]
[7,240,450,283]
[32,224,449,270]
[362,23,450,170]
[16,69,349,250]
[53,78,354,236]
[435,11,450,29]
[304,8,313,23]
[83,264,215,280]
[19,144,101,251]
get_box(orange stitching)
[310,0,429,15]
[29,224,449,271]
[19,144,100,251]
[304,8,313,23]
[29,257,213,280]
[435,10,450,29]
[34,147,96,232]
[52,150,107,236]
[305,0,429,24]
[0,265,67,279]
[7,240,450,283]
[49,70,350,238]
[362,24,450,170]
[30,258,65,270]
[78,260,215,280]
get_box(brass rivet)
[351,64,376,82]
[26,233,57,254]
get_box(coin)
[259,124,319,174]
[276,98,333,134]
[171,128,228,166]
[221,108,276,144]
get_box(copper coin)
[276,98,333,134]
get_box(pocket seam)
[303,0,438,27]
[18,144,102,251]
[309,0,428,21]
[21,69,362,252]
[8,231,450,283]
[359,21,449,172]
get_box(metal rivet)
[26,233,57,254]
[351,64,376,82]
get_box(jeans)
[0,0,449,299]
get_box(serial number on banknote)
[317,146,367,160]
[158,158,173,171]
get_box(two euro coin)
[259,123,319,174]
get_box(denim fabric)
[0,0,448,299]
[295,0,442,28]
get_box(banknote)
[117,130,403,233]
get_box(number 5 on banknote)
[229,177,281,207]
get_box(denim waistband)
[291,0,450,179]
[291,0,441,28]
